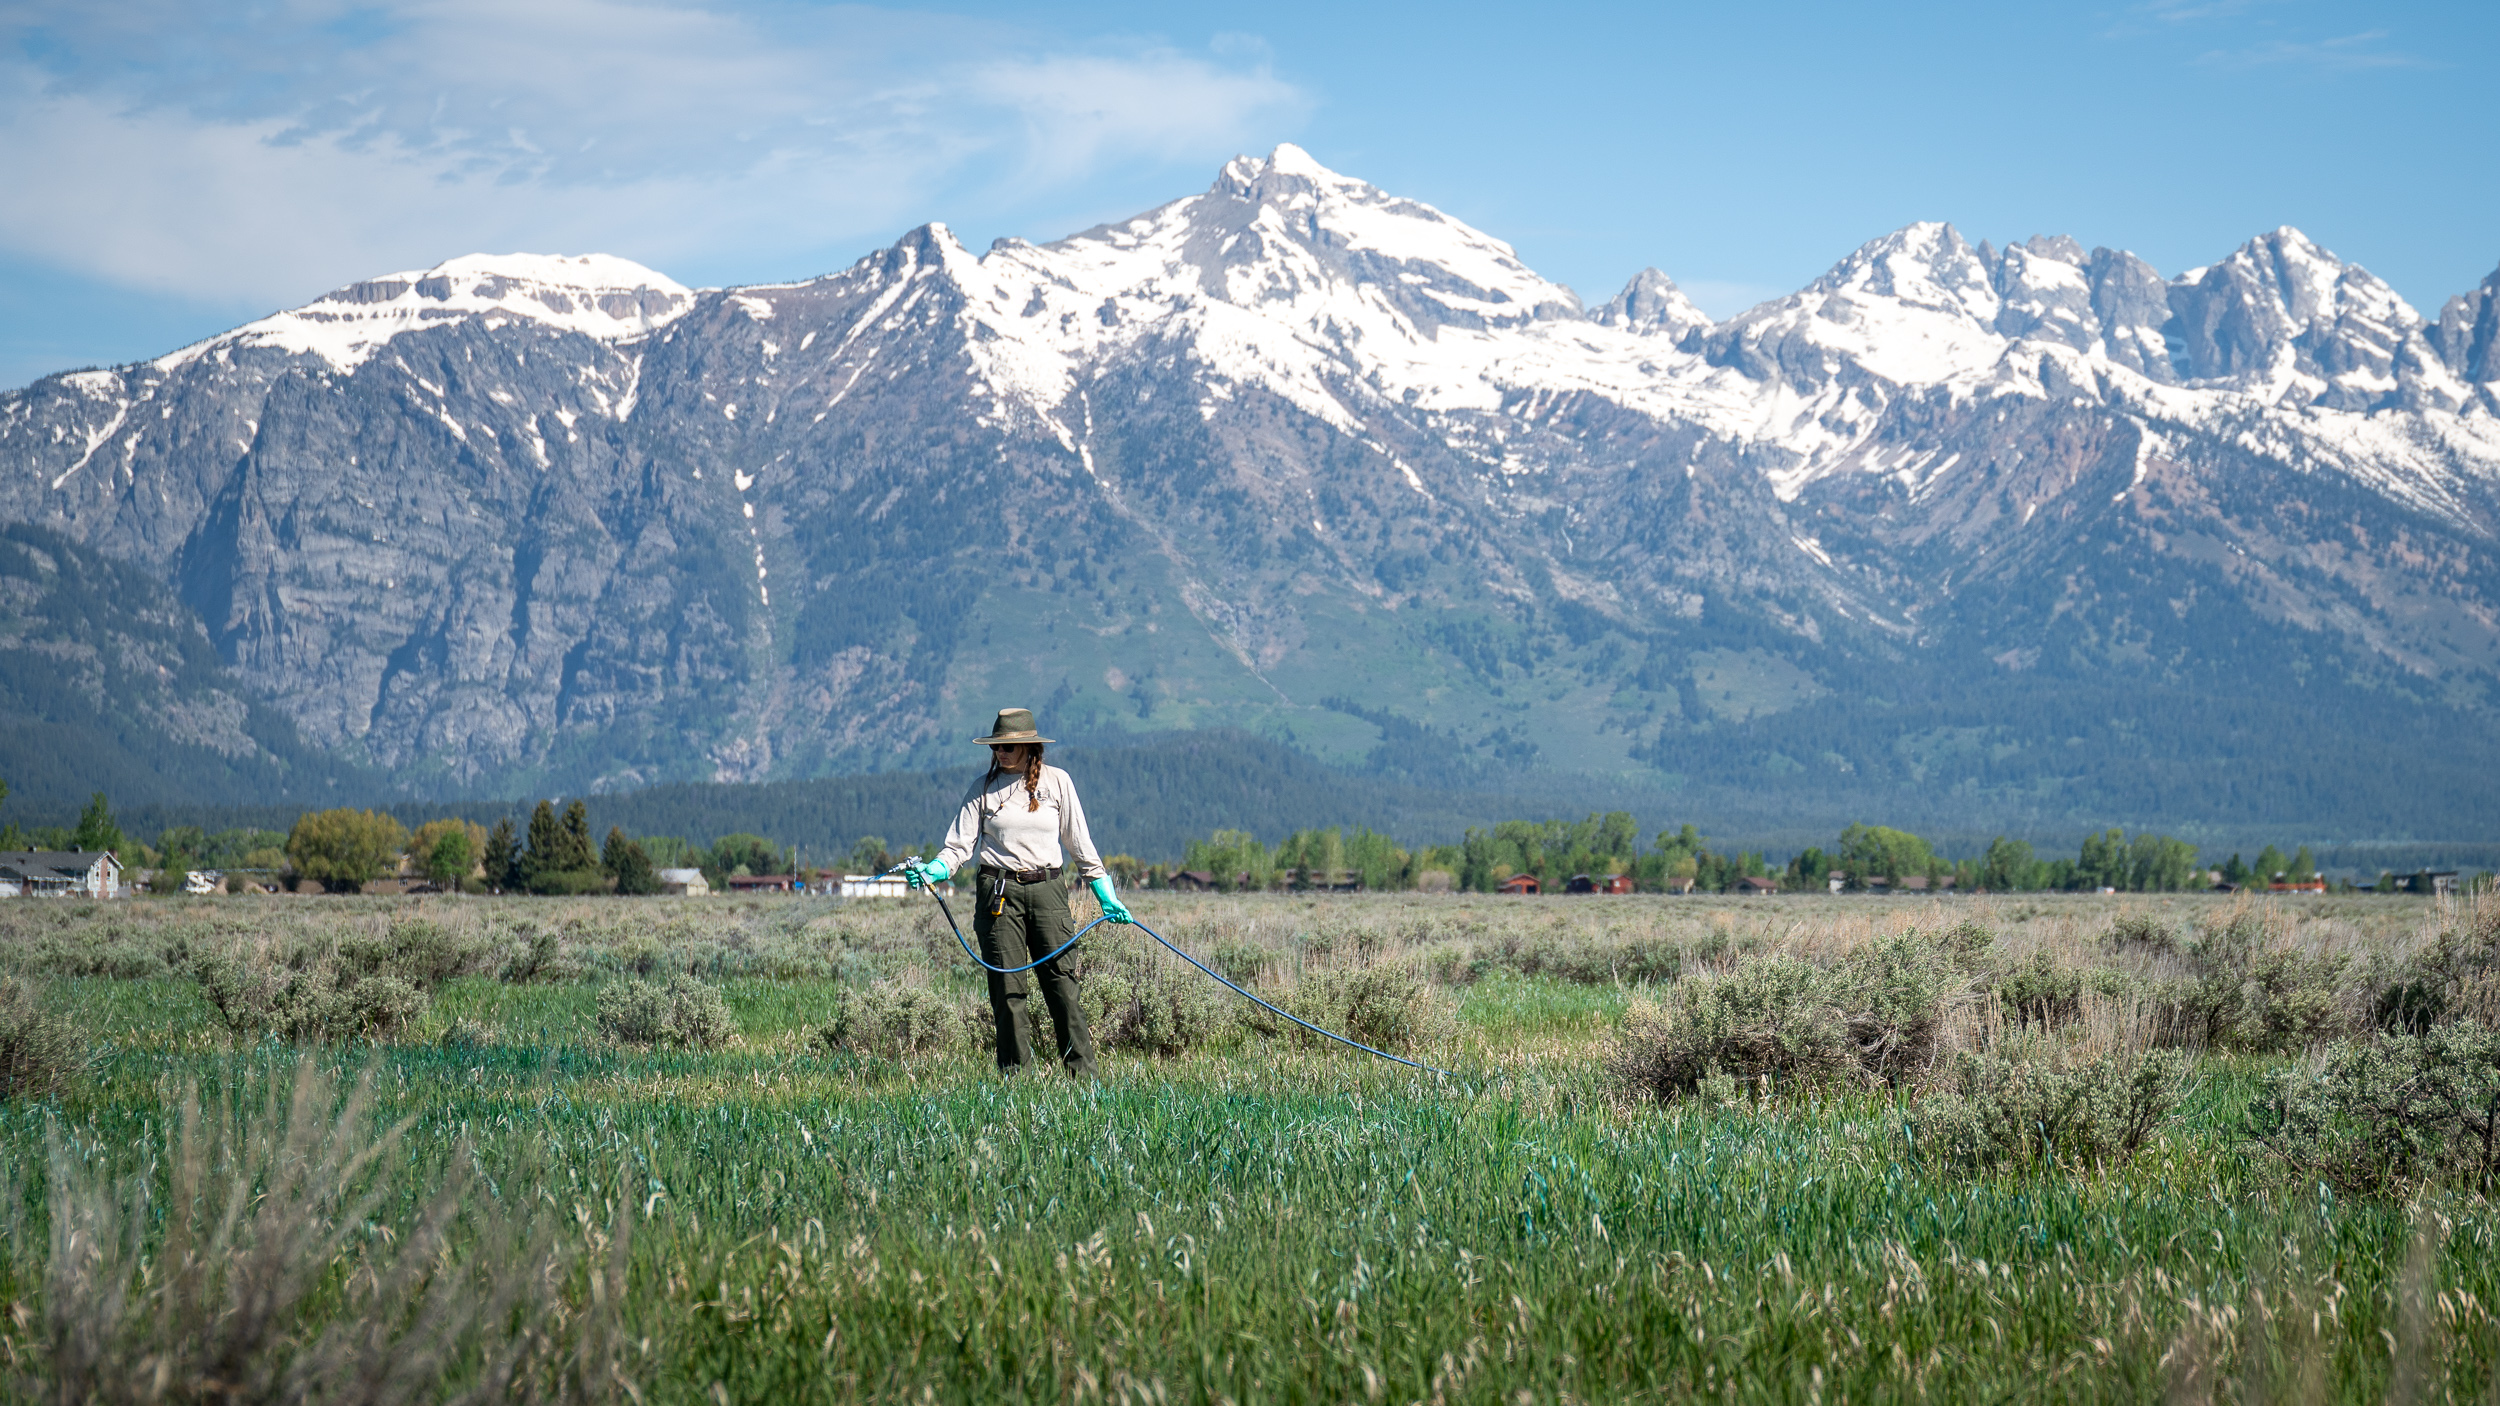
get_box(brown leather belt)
[981,864,1057,885]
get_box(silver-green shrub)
[193,954,434,1043]
[596,974,737,1050]
[1606,956,1854,1100]
[2246,1022,2500,1198]
[1907,1048,2191,1171]
[818,982,969,1059]
[1084,947,1243,1057]
[1609,930,1982,1101]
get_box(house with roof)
[656,867,711,896]
[0,850,123,898]
[1496,873,1540,895]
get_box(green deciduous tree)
[1837,824,1933,889]
[284,809,409,894]
[705,834,787,888]
[2251,845,2289,885]
[424,827,474,887]
[845,835,892,874]
[1975,837,2038,891]
[1183,830,1274,892]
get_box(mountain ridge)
[3,144,2497,837]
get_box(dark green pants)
[974,871,1098,1077]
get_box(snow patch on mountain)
[155,253,694,374]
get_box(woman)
[902,708,1131,1076]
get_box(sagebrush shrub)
[26,1062,636,1403]
[1465,931,1684,986]
[596,974,736,1049]
[2246,1022,2500,1198]
[1996,950,2085,1029]
[499,927,564,983]
[2179,917,2353,1052]
[340,919,478,984]
[1841,930,1975,1084]
[1211,939,1271,986]
[2372,907,2500,1034]
[0,979,85,1100]
[2107,914,2178,955]
[1263,962,1453,1055]
[1907,1047,2190,1171]
[1606,955,1855,1100]
[1610,930,1982,1101]
[1321,963,1454,1053]
[818,982,967,1059]
[193,953,435,1043]
[1086,947,1242,1057]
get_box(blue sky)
[1,0,2493,390]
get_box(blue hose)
[881,871,1451,1077]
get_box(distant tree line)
[1108,815,2451,896]
[275,800,801,896]
[11,778,2489,900]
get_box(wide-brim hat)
[971,707,1054,746]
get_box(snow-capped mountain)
[3,145,2497,833]
[161,253,694,374]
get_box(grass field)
[0,890,2495,1402]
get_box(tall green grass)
[0,892,2492,1401]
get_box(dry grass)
[16,1060,636,1404]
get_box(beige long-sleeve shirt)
[937,764,1107,881]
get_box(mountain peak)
[159,252,694,374]
[2165,225,2424,399]
[1262,142,1331,178]
[1596,268,1709,339]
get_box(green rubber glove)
[1087,877,1133,924]
[903,857,950,889]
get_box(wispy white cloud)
[2100,0,2431,68]
[2193,28,2435,70]
[0,0,1306,305]
[2135,0,2269,23]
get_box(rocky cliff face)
[4,146,2498,828]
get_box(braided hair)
[992,743,1045,812]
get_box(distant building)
[1599,874,1634,894]
[726,873,794,893]
[838,873,921,898]
[656,868,710,896]
[1738,876,1780,894]
[1564,874,1598,894]
[2268,879,2327,894]
[1497,874,1540,895]
[1167,871,1218,892]
[0,850,122,898]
